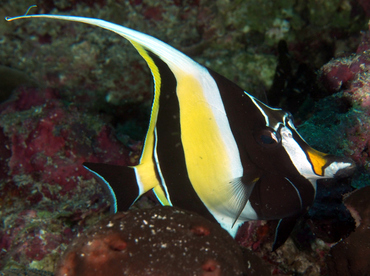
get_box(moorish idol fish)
[6,12,355,250]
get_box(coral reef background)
[0,0,370,275]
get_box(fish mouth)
[324,155,356,178]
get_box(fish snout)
[305,147,355,178]
[323,155,356,178]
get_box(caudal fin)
[83,162,140,213]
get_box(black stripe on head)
[149,53,217,223]
[207,69,266,177]
[208,69,307,179]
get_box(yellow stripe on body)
[153,185,171,205]
[127,41,163,196]
[176,74,238,213]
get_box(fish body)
[6,13,355,249]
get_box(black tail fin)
[83,162,140,213]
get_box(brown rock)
[55,206,247,275]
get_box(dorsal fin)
[5,14,198,74]
[5,14,201,166]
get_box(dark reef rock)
[0,268,54,276]
[326,186,370,276]
[0,65,38,103]
[55,206,248,276]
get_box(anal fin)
[272,214,301,251]
[83,162,140,213]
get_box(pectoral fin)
[230,176,259,227]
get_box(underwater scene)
[0,0,370,275]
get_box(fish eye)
[254,128,280,147]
